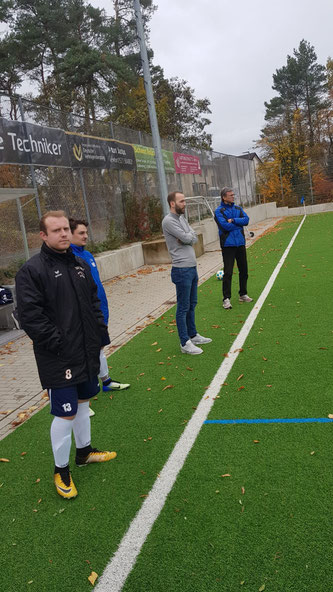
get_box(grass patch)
[1,214,331,591]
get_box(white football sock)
[50,416,73,468]
[98,349,109,382]
[72,401,91,449]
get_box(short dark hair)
[40,210,68,234]
[69,218,89,233]
[167,191,183,206]
[220,187,233,200]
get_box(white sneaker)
[223,298,232,309]
[89,407,95,417]
[239,295,253,302]
[191,333,212,345]
[180,339,203,355]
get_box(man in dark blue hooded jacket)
[214,187,253,310]
[70,219,130,397]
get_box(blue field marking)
[204,418,333,425]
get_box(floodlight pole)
[133,0,169,217]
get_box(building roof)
[237,152,262,162]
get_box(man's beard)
[175,205,185,215]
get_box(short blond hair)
[40,210,68,234]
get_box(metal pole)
[68,113,94,241]
[308,159,314,204]
[174,142,183,193]
[278,164,284,205]
[18,97,42,219]
[138,130,150,196]
[133,0,169,216]
[78,168,94,241]
[16,197,30,261]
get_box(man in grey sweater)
[162,191,212,355]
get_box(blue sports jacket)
[70,244,109,325]
[214,201,249,247]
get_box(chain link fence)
[0,93,258,277]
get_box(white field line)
[96,215,306,592]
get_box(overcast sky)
[25,1,333,156]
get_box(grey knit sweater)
[162,212,198,267]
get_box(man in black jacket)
[16,210,117,499]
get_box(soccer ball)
[216,269,224,280]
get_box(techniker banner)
[0,117,70,167]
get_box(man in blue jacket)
[70,219,130,396]
[214,188,253,310]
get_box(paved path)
[0,218,280,441]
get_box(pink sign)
[173,152,202,175]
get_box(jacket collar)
[41,242,76,264]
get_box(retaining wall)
[96,202,333,282]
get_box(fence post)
[138,130,150,196]
[69,113,94,242]
[16,197,30,261]
[173,142,183,194]
[18,97,42,219]
[278,164,284,205]
[308,159,314,204]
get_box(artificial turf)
[0,213,332,591]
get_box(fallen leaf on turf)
[259,585,265,591]
[328,414,333,419]
[221,473,231,477]
[253,440,260,444]
[156,348,162,352]
[223,353,229,358]
[140,494,148,498]
[310,451,315,455]
[211,325,221,328]
[151,342,158,346]
[139,372,145,376]
[240,582,245,586]
[38,498,42,504]
[241,487,245,495]
[237,374,244,381]
[262,356,268,361]
[161,376,166,381]
[147,388,151,391]
[158,408,163,413]
[147,437,152,441]
[21,452,27,456]
[238,386,245,390]
[88,571,98,586]
[186,367,193,371]
[266,384,272,387]
[0,458,9,462]
[32,509,37,513]
[28,581,33,585]
[162,384,174,391]
[319,347,328,350]
[158,362,164,365]
[35,478,40,483]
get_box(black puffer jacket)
[15,243,109,389]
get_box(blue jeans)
[171,266,198,346]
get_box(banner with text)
[173,152,202,175]
[0,117,70,167]
[66,132,135,171]
[133,144,175,173]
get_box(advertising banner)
[66,132,135,170]
[0,117,70,167]
[133,144,175,173]
[173,152,202,175]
